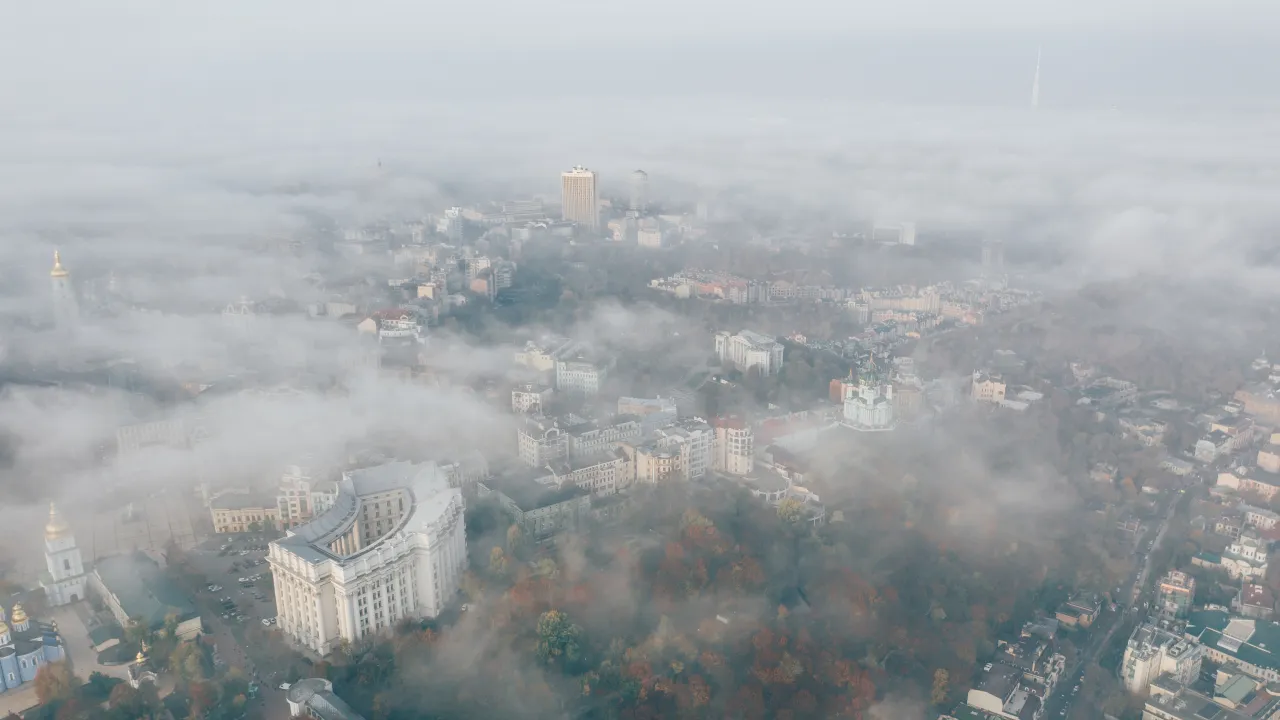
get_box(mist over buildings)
[0,3,1279,719]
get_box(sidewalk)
[50,603,131,682]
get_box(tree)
[931,668,950,706]
[777,498,806,524]
[489,547,508,576]
[34,662,78,705]
[536,610,582,670]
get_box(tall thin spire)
[1030,47,1041,109]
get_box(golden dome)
[45,503,70,541]
[0,621,9,636]
[135,650,146,664]
[10,605,27,624]
[50,250,68,278]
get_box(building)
[1055,593,1102,628]
[566,417,642,459]
[0,604,66,695]
[1197,431,1233,463]
[542,453,629,496]
[561,165,599,231]
[629,170,648,213]
[1223,533,1270,580]
[49,250,79,329]
[90,552,202,639]
[268,461,467,655]
[714,330,785,377]
[277,467,341,530]
[517,415,570,468]
[210,493,282,534]
[514,336,575,374]
[713,415,754,475]
[617,397,678,433]
[40,503,87,607]
[476,476,592,541]
[1258,445,1280,474]
[971,371,1007,403]
[964,662,1045,720]
[511,383,553,415]
[555,350,612,397]
[1156,570,1196,620]
[842,364,896,432]
[1186,610,1280,684]
[1235,584,1277,619]
[286,678,366,720]
[1121,622,1204,694]
[628,419,715,483]
[1143,680,1253,720]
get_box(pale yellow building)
[561,165,599,230]
[971,371,1007,403]
[210,494,281,534]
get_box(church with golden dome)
[0,602,64,693]
[39,503,87,607]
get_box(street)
[1041,492,1181,718]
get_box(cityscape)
[3,5,1280,720]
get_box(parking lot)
[186,534,278,630]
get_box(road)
[1041,492,1181,718]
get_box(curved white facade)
[268,461,466,655]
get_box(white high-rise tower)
[1030,47,1041,109]
[41,503,87,606]
[50,250,79,329]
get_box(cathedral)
[841,358,897,432]
[0,604,65,694]
[41,503,87,606]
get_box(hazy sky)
[4,1,1279,114]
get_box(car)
[261,618,272,626]
[279,683,291,691]
[209,585,222,592]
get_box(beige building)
[561,165,599,230]
[268,461,466,655]
[210,493,281,534]
[1259,444,1280,474]
[971,371,1007,403]
[713,415,754,475]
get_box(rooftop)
[94,552,199,630]
[210,492,276,511]
[482,474,589,512]
[1187,610,1280,673]
[287,678,365,720]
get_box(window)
[63,559,70,571]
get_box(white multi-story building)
[1121,623,1204,694]
[618,397,678,433]
[543,454,628,496]
[632,419,714,483]
[514,336,576,374]
[1223,533,1270,580]
[567,417,642,459]
[511,383,553,415]
[267,461,466,655]
[517,416,569,468]
[714,330,784,377]
[561,166,599,230]
[713,416,754,475]
[555,353,611,396]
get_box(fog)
[1,3,1278,718]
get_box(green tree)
[536,610,582,670]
